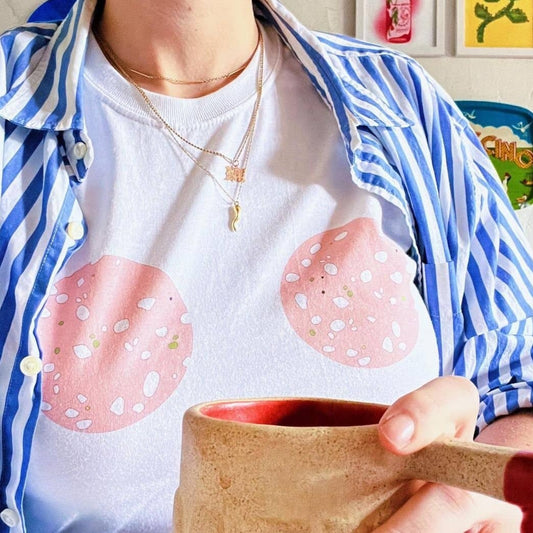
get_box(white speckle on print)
[374,251,388,263]
[82,293,88,299]
[330,320,345,332]
[406,261,417,275]
[311,315,322,325]
[110,397,125,416]
[324,263,338,276]
[141,351,151,360]
[56,294,68,304]
[285,273,300,283]
[77,394,87,404]
[77,278,85,287]
[333,297,349,309]
[390,272,403,284]
[360,270,372,283]
[143,371,160,398]
[399,343,407,351]
[334,231,348,241]
[41,402,52,412]
[346,349,358,358]
[73,344,92,359]
[295,293,308,310]
[102,325,108,332]
[40,308,51,318]
[367,316,376,323]
[155,327,168,337]
[358,357,371,366]
[392,321,401,337]
[53,385,59,394]
[382,337,393,353]
[180,313,192,324]
[137,298,156,311]
[124,343,133,352]
[65,408,79,418]
[301,259,311,267]
[373,290,383,299]
[76,419,92,430]
[389,297,397,305]
[133,403,145,413]
[328,332,335,340]
[133,337,139,346]
[53,373,61,381]
[76,298,82,303]
[114,319,130,333]
[310,243,321,254]
[322,346,335,353]
[76,305,90,321]
[43,363,55,373]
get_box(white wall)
[1,0,533,243]
[0,0,34,29]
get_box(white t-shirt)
[24,24,439,532]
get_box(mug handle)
[405,438,532,509]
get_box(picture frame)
[456,0,533,57]
[355,0,446,57]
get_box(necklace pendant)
[225,166,246,183]
[230,202,241,232]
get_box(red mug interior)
[200,398,387,427]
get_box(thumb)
[378,377,479,455]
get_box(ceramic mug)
[173,397,532,532]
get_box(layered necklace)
[93,27,264,232]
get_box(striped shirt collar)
[0,0,410,132]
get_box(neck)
[95,0,258,98]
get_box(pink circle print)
[37,255,193,433]
[281,218,418,368]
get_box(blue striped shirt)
[0,0,532,529]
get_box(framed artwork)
[456,100,533,210]
[456,0,533,57]
[355,0,446,57]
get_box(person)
[0,0,532,531]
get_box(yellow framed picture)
[457,0,533,56]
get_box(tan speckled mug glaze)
[173,398,533,533]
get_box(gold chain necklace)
[126,39,260,86]
[94,28,264,232]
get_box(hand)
[374,376,524,533]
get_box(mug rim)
[186,396,389,429]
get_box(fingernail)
[381,414,415,449]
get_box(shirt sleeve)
[423,71,533,433]
[456,120,533,432]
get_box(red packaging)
[386,0,412,43]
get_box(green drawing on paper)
[474,0,529,43]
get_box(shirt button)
[20,356,43,377]
[72,141,87,160]
[0,508,20,527]
[66,221,85,240]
